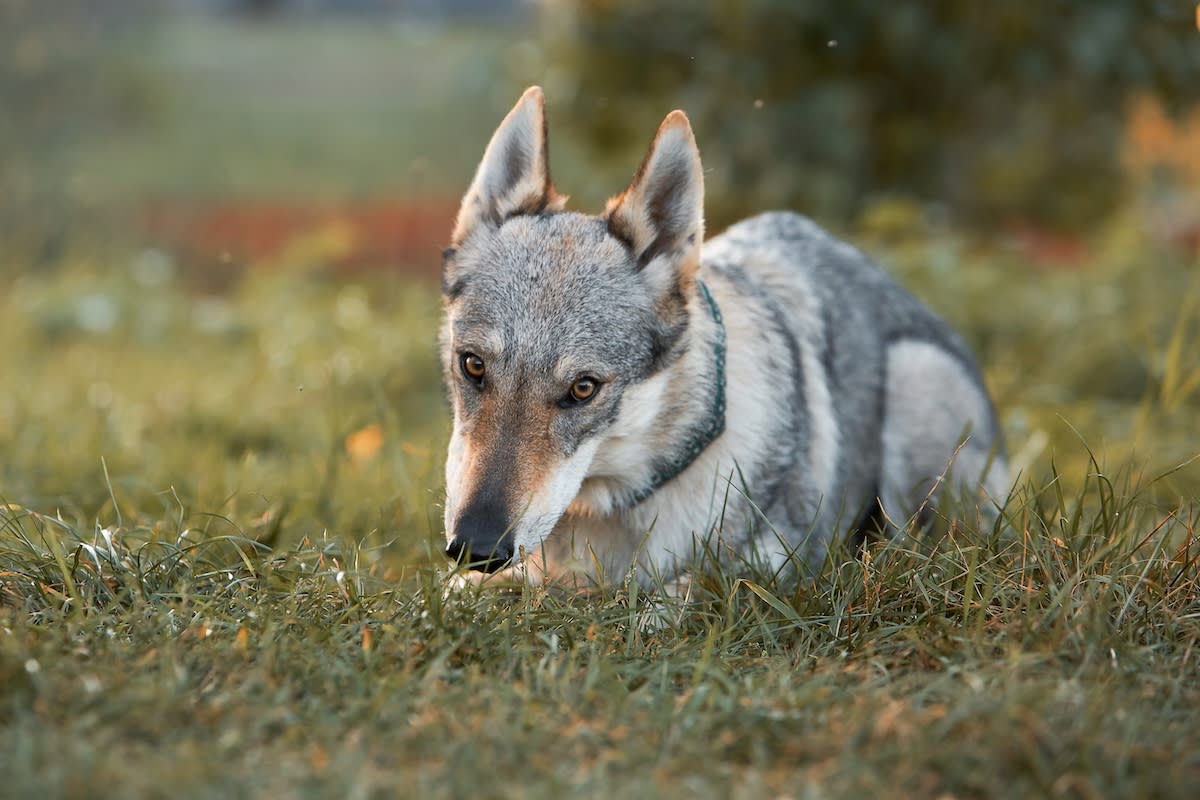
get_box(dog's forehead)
[475,213,625,280]
[450,213,654,370]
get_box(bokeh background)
[3,0,1200,562]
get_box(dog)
[439,87,1007,588]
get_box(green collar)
[625,279,727,507]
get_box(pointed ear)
[451,86,565,246]
[605,111,704,279]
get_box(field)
[3,13,1200,800]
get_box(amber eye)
[568,377,598,404]
[460,353,486,386]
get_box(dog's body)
[440,87,1007,587]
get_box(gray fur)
[441,89,1008,586]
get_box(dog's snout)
[446,504,514,573]
[445,535,514,573]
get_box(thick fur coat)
[440,87,1007,587]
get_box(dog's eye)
[460,353,486,386]
[567,377,599,404]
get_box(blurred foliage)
[0,259,447,561]
[544,0,1200,231]
[0,1,152,155]
[0,0,159,262]
[0,4,527,274]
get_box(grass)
[1,461,1198,797]
[3,10,1200,800]
[2,225,1199,798]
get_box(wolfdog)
[440,87,1007,588]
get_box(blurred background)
[3,0,1199,560]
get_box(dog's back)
[701,211,1006,558]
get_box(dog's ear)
[606,110,704,292]
[451,86,565,246]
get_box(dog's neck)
[621,279,727,508]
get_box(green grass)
[2,225,1199,798]
[1,463,1198,797]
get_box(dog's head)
[440,87,706,573]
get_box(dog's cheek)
[512,438,602,556]
[449,384,483,430]
[550,392,625,457]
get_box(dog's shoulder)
[702,211,970,357]
[706,211,831,256]
[704,211,881,281]
[702,211,901,307]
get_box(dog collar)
[626,279,727,507]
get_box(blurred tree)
[543,0,1200,231]
[0,1,157,263]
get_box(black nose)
[445,533,514,573]
[447,491,516,573]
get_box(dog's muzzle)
[445,500,515,573]
[445,535,513,573]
